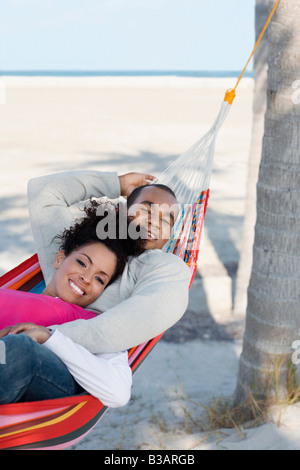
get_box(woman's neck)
[42,284,57,298]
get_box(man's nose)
[148,212,160,228]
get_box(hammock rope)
[233,0,281,95]
[0,0,281,450]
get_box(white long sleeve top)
[43,329,132,408]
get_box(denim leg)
[0,334,83,404]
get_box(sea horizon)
[0,70,253,78]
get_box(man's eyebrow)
[80,253,110,278]
[140,200,153,207]
[140,201,175,223]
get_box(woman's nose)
[80,272,92,284]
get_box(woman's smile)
[43,243,118,307]
[68,279,86,297]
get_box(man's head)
[127,184,179,250]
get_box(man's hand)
[0,322,51,344]
[118,172,156,198]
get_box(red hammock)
[0,190,208,450]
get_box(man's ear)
[53,250,66,269]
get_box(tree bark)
[235,0,300,404]
[233,0,269,316]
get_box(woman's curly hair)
[55,200,146,285]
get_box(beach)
[1,75,299,450]
[0,75,251,278]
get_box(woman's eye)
[77,259,86,267]
[96,276,105,285]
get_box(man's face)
[128,186,178,250]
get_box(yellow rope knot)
[224,89,236,105]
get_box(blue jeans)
[0,334,83,404]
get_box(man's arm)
[52,251,191,354]
[27,170,120,283]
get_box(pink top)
[0,289,97,330]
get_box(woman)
[0,204,144,406]
[0,204,144,329]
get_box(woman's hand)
[0,322,51,344]
[23,326,51,344]
[0,326,12,339]
[118,172,156,198]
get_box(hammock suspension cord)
[225,0,281,105]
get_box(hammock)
[0,98,226,450]
[0,1,280,449]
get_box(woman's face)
[48,242,117,307]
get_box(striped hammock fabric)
[0,94,232,450]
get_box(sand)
[1,75,299,450]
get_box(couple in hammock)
[0,170,191,407]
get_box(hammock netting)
[0,96,232,450]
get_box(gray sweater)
[27,170,191,354]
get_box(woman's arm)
[44,330,132,408]
[5,324,132,408]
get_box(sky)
[0,0,255,71]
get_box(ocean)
[0,70,253,78]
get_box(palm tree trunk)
[235,0,300,404]
[233,0,269,316]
